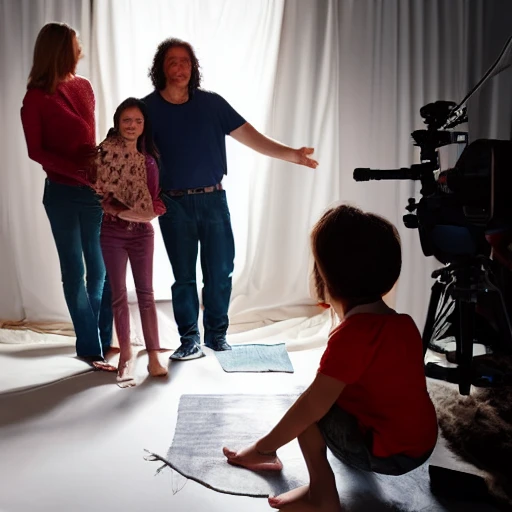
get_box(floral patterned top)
[92,136,165,224]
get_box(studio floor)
[0,319,501,512]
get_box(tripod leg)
[422,280,445,357]
[458,299,475,395]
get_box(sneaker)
[170,340,205,361]
[204,338,232,351]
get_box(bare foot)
[268,486,309,509]
[117,378,136,389]
[148,352,168,377]
[117,352,135,382]
[269,485,342,511]
[91,360,117,372]
[222,445,283,471]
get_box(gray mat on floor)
[213,343,294,373]
[146,394,475,511]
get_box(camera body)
[354,101,512,395]
[354,101,512,265]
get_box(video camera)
[354,35,512,396]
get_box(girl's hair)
[106,97,159,162]
[311,204,402,304]
[148,37,201,93]
[27,23,79,94]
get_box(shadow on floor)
[0,371,114,427]
[2,345,76,358]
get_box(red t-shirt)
[20,75,96,187]
[319,312,438,458]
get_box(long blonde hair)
[27,23,80,94]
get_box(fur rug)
[428,356,512,506]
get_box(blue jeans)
[318,405,434,476]
[43,179,113,358]
[159,190,235,345]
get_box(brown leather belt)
[167,183,223,197]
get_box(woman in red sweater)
[20,23,115,371]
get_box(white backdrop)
[91,0,287,310]
[1,0,512,340]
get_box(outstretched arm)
[223,373,345,470]
[230,122,318,169]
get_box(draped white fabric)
[1,0,512,341]
[0,0,90,323]
[90,0,287,310]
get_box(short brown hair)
[27,23,79,94]
[312,205,401,303]
[148,38,201,93]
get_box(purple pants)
[100,220,160,352]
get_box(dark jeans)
[43,179,113,358]
[318,405,434,476]
[159,189,235,345]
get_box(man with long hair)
[144,38,318,361]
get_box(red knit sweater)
[21,75,96,187]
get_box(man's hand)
[293,147,318,169]
[230,123,319,169]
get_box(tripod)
[422,255,512,395]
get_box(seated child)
[223,204,438,511]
